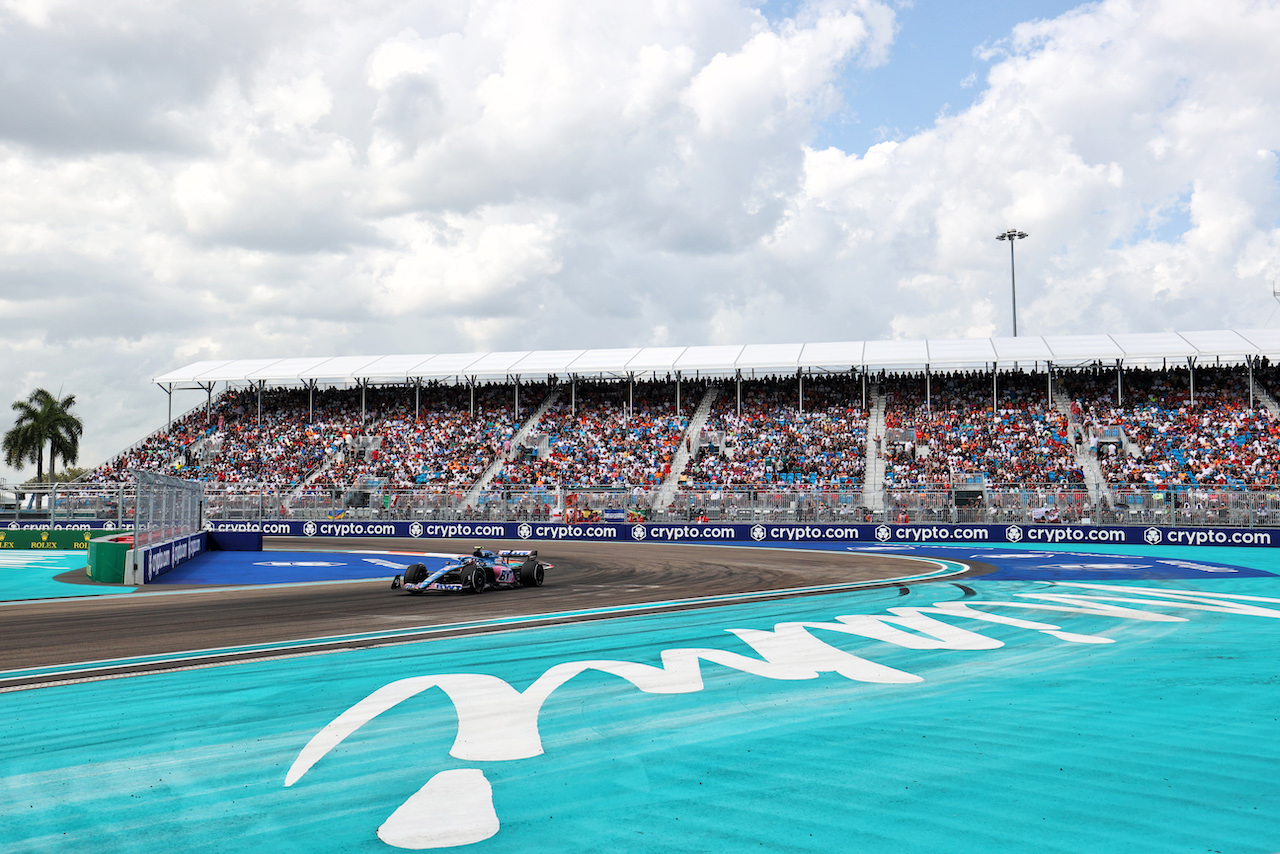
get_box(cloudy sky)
[2,0,1280,479]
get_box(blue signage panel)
[139,532,208,583]
[202,520,1280,549]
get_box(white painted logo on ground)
[286,583,1280,850]
[253,561,344,567]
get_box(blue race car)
[392,547,550,594]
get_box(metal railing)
[5,481,1280,528]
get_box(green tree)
[3,389,83,484]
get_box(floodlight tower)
[996,229,1028,336]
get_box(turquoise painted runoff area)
[3,569,1279,852]
[0,550,133,601]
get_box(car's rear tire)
[467,567,486,593]
[404,563,428,584]
[520,561,545,587]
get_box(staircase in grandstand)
[862,384,886,512]
[282,442,349,512]
[652,386,720,511]
[1254,383,1280,418]
[1054,389,1108,513]
[461,388,562,507]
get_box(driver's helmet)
[473,547,484,557]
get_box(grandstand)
[51,330,1280,526]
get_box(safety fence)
[5,481,1280,529]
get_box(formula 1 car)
[391,548,550,594]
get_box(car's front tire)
[467,567,487,594]
[391,575,402,589]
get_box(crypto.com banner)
[204,519,1278,549]
[137,531,207,584]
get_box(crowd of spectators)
[1062,365,1280,489]
[80,362,1280,510]
[880,370,1082,488]
[87,383,525,493]
[310,384,525,491]
[489,380,693,488]
[684,375,867,489]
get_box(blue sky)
[761,1,1087,151]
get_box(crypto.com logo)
[1005,525,1024,543]
[1144,527,1163,545]
[303,521,317,537]
[631,525,647,541]
[874,525,891,542]
[517,523,533,539]
[750,525,766,541]
[286,582,1280,850]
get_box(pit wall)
[128,532,208,585]
[206,520,1278,549]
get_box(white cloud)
[2,0,1280,479]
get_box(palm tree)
[3,389,83,483]
[2,421,40,480]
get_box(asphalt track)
[0,538,986,679]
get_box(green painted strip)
[0,558,966,682]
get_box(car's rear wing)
[498,549,538,559]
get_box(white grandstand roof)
[361,354,437,378]
[152,329,1280,387]
[799,341,864,369]
[739,343,805,370]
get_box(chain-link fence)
[131,471,204,548]
[5,481,1280,527]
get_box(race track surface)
[1,539,978,676]
[4,541,1280,853]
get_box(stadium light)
[996,229,1028,336]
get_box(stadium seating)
[488,379,692,489]
[684,375,867,489]
[83,364,1280,524]
[880,371,1083,487]
[1061,365,1280,489]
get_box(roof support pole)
[798,370,804,414]
[470,378,475,418]
[257,381,262,427]
[571,375,576,417]
[1116,360,1123,406]
[675,371,680,416]
[361,381,366,422]
[1249,357,1255,415]
[628,373,634,421]
[737,369,742,418]
[166,383,173,432]
[203,382,213,423]
[925,365,930,417]
[414,379,420,420]
[861,367,866,411]
[1047,362,1053,408]
[515,375,520,420]
[992,363,997,413]
[1188,356,1195,406]
[308,381,314,423]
